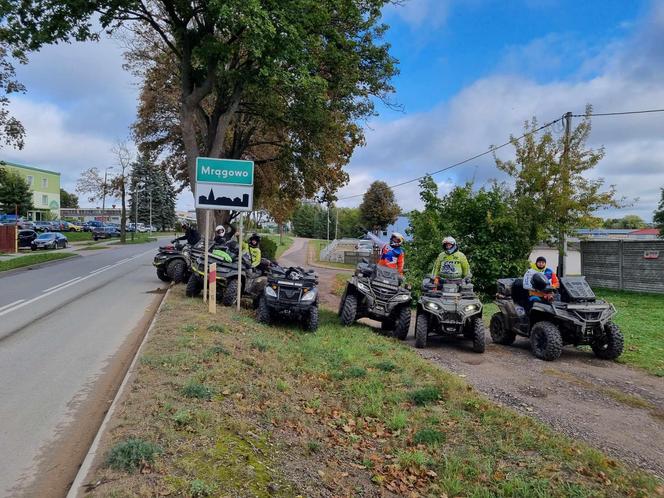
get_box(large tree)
[602,215,646,229]
[1,1,399,232]
[129,152,177,231]
[0,167,33,216]
[60,188,79,208]
[654,188,664,239]
[0,43,25,149]
[359,180,400,233]
[494,106,621,274]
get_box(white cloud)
[383,0,451,29]
[340,3,664,222]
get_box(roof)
[629,228,660,235]
[576,228,634,235]
[0,160,61,176]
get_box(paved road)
[0,241,167,497]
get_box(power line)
[338,115,564,200]
[571,108,664,117]
[338,106,664,201]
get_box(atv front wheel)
[256,295,272,324]
[392,306,411,340]
[592,322,624,360]
[414,313,429,348]
[340,294,357,326]
[489,313,516,345]
[469,317,485,353]
[303,305,319,332]
[222,279,239,306]
[156,267,172,283]
[530,321,563,361]
[185,273,202,297]
[168,259,186,283]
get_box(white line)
[0,299,25,313]
[42,277,82,293]
[0,249,156,318]
[89,265,112,274]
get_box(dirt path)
[284,238,664,479]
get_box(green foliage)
[181,381,212,400]
[408,386,442,406]
[494,107,621,249]
[0,167,33,215]
[291,203,328,239]
[654,188,664,238]
[0,45,25,150]
[335,207,364,238]
[359,181,400,232]
[59,188,79,208]
[129,152,176,230]
[106,438,161,472]
[413,428,446,446]
[189,479,217,497]
[259,236,277,260]
[406,176,531,296]
[602,215,646,229]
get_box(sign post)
[237,213,243,311]
[195,157,254,313]
[203,210,210,303]
[208,263,217,313]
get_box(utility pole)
[149,191,153,234]
[101,166,113,225]
[326,203,330,242]
[558,111,573,278]
[335,206,339,240]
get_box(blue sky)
[3,0,664,221]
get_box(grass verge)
[88,287,662,497]
[110,234,157,245]
[0,252,76,272]
[333,273,349,296]
[264,234,294,260]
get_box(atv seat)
[511,278,530,308]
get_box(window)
[27,175,34,186]
[41,177,48,188]
[42,195,48,205]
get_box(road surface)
[0,241,167,497]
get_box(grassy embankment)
[88,287,662,497]
[0,252,76,272]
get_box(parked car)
[355,239,375,253]
[66,221,83,232]
[18,229,38,248]
[33,221,52,232]
[83,220,104,232]
[31,232,68,250]
[0,214,20,224]
[92,226,121,240]
[18,220,36,230]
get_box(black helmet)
[249,233,261,247]
[531,272,550,292]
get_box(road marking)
[0,300,25,313]
[42,277,82,293]
[0,249,156,317]
[89,265,112,274]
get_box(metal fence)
[580,240,664,294]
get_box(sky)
[3,0,664,221]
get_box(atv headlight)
[464,304,478,312]
[426,302,440,311]
[301,290,317,302]
[265,286,277,297]
[357,282,370,293]
[392,293,410,302]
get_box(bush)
[106,438,161,472]
[260,237,278,260]
[408,386,442,406]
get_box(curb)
[65,286,171,498]
[0,253,81,278]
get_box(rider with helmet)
[524,256,558,303]
[366,231,406,274]
[431,236,471,285]
[174,221,201,246]
[213,225,231,246]
[530,256,559,289]
[237,232,262,268]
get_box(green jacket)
[432,251,470,279]
[242,241,262,268]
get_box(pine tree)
[129,154,176,230]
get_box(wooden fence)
[580,240,664,294]
[0,225,17,253]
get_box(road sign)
[195,157,254,211]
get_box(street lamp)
[101,166,114,225]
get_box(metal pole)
[236,213,244,311]
[203,210,210,303]
[326,203,330,242]
[135,184,139,240]
[558,111,572,278]
[335,206,338,240]
[149,191,152,234]
[102,169,107,225]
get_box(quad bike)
[153,240,192,283]
[185,244,269,308]
[338,260,411,339]
[491,276,624,361]
[257,265,319,331]
[414,276,485,352]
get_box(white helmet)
[442,236,457,254]
[389,232,405,248]
[215,225,225,236]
